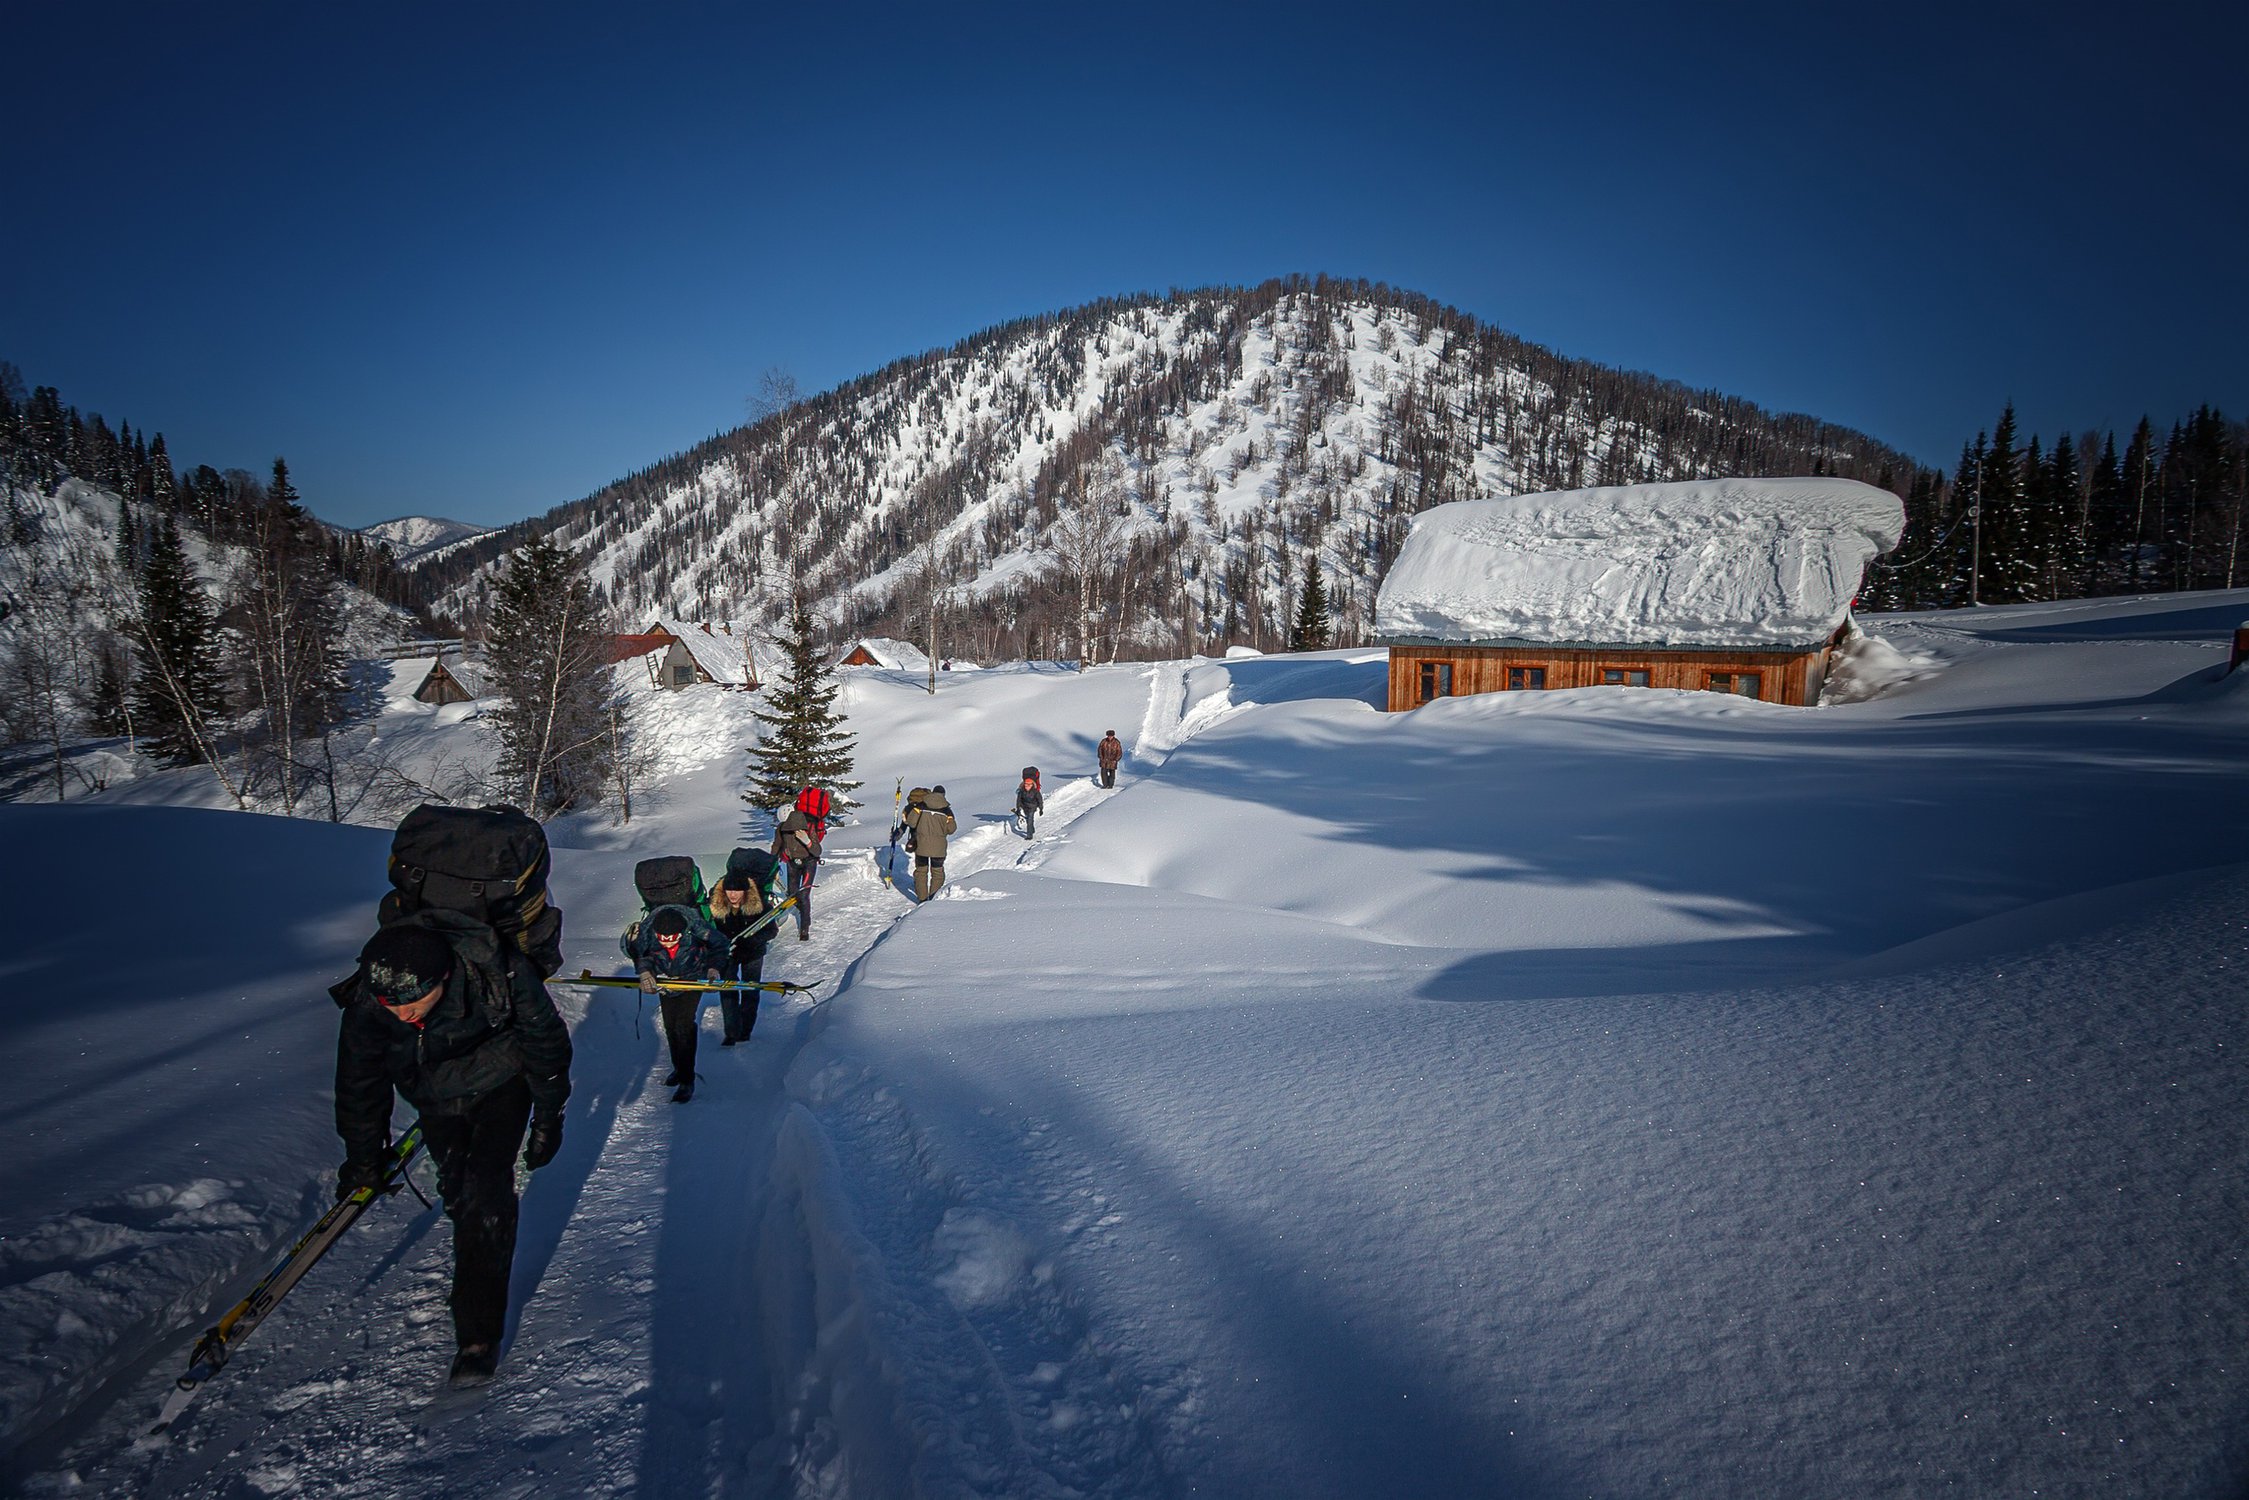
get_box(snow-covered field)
[2,592,2246,1497]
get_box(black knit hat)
[651,908,688,936]
[359,925,453,1007]
[720,873,750,892]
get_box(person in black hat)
[334,916,573,1388]
[709,865,778,1045]
[620,903,723,1100]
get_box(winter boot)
[449,1345,498,1388]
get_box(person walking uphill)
[901,784,957,901]
[772,786,829,941]
[334,918,573,1388]
[1014,767,1044,839]
[710,862,778,1045]
[1097,730,1124,789]
[621,906,723,1101]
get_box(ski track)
[27,666,1187,1500]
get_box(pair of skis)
[560,970,818,996]
[148,1124,428,1437]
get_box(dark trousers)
[422,1076,532,1351]
[1099,765,1117,788]
[1017,800,1038,838]
[785,858,816,936]
[719,950,766,1040]
[660,989,702,1078]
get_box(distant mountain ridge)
[357,515,490,563]
[410,276,1923,658]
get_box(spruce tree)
[744,597,859,813]
[132,513,225,764]
[1288,560,1331,651]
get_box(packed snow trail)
[17,661,1178,1498]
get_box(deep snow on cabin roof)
[840,637,932,671]
[1373,477,1908,648]
[650,617,754,684]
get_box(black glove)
[336,1155,388,1201]
[523,1111,563,1171]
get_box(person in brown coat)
[1097,730,1124,789]
[771,797,824,940]
[900,784,957,902]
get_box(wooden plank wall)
[1386,643,1822,711]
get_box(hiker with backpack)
[333,804,574,1389]
[711,850,781,1045]
[900,784,957,901]
[1097,730,1124,789]
[1015,767,1044,839]
[621,905,724,1102]
[772,786,829,940]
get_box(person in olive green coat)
[900,785,957,902]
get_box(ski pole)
[149,1123,428,1436]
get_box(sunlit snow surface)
[4,594,2247,1497]
[1374,476,1907,646]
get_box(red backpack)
[794,786,832,841]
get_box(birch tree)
[1046,452,1129,671]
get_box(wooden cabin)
[836,637,930,671]
[1375,478,1906,711]
[1385,631,1847,711]
[412,655,484,705]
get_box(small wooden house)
[836,637,931,672]
[1375,478,1906,711]
[412,653,484,705]
[613,619,761,689]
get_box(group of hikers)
[321,729,1132,1389]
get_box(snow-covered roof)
[839,637,932,671]
[651,618,755,686]
[1374,477,1907,648]
[416,654,485,698]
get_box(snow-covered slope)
[355,515,491,563]
[411,280,1921,654]
[7,591,2246,1497]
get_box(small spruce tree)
[744,597,859,813]
[132,513,226,765]
[1288,561,1331,651]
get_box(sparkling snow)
[3,591,2245,1498]
[1374,476,1909,646]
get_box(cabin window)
[1417,661,1453,701]
[1599,667,1651,687]
[1506,666,1547,690]
[671,664,695,687]
[1707,672,1761,698]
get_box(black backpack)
[380,803,563,977]
[725,846,779,890]
[634,856,708,917]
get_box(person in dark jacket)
[900,784,957,902]
[1014,768,1044,839]
[334,914,572,1388]
[1097,730,1124,789]
[621,904,723,1101]
[710,865,778,1045]
[771,798,824,940]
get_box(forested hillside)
[409,277,1928,659]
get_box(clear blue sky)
[4,1,2241,528]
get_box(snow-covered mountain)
[410,277,1923,654]
[356,514,491,564]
